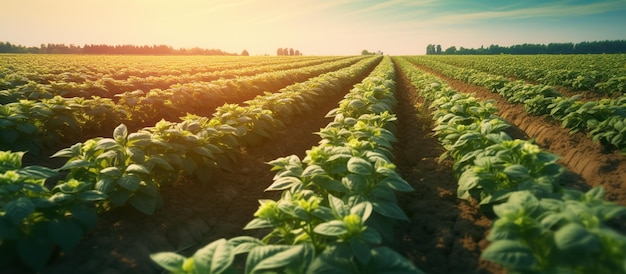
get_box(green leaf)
[350,202,372,222]
[48,192,73,203]
[328,195,348,219]
[265,177,302,191]
[127,132,152,146]
[371,200,409,221]
[150,252,186,273]
[193,238,234,274]
[57,159,91,171]
[350,238,371,264]
[100,166,121,177]
[380,175,414,192]
[554,223,601,253]
[47,219,83,252]
[192,146,215,159]
[146,156,174,171]
[347,157,373,175]
[584,186,606,201]
[246,244,304,273]
[108,189,132,206]
[3,197,35,224]
[503,165,530,181]
[117,174,141,191]
[71,205,99,230]
[359,227,382,245]
[301,165,327,177]
[17,165,57,179]
[113,124,128,142]
[481,240,537,270]
[126,164,150,174]
[314,220,348,236]
[244,218,275,230]
[95,149,118,161]
[126,146,146,163]
[16,122,38,135]
[228,236,265,255]
[306,248,356,273]
[95,178,116,194]
[129,193,157,215]
[312,176,346,193]
[364,247,423,273]
[95,138,118,150]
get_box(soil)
[4,58,625,274]
[409,61,626,206]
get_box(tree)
[426,44,436,55]
[444,46,457,54]
[289,48,294,56]
[436,44,442,54]
[241,49,249,56]
[277,48,284,56]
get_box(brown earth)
[408,62,626,207]
[8,62,501,274]
[6,59,624,274]
[390,62,504,274]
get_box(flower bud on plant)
[0,170,19,183]
[254,200,278,219]
[343,214,363,235]
[522,142,540,155]
[297,196,321,212]
[82,139,98,152]
[182,257,194,272]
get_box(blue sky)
[1,0,625,55]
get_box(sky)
[1,0,625,55]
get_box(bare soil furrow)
[412,63,626,206]
[391,61,504,274]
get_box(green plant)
[457,140,562,209]
[0,151,105,270]
[53,124,162,214]
[483,188,626,274]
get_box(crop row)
[396,57,626,274]
[0,56,381,270]
[407,56,626,154]
[0,56,351,101]
[150,56,423,274]
[0,55,334,90]
[420,55,626,94]
[0,56,366,155]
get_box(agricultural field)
[1,54,625,274]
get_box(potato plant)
[396,56,626,273]
[407,56,626,154]
[0,151,105,270]
[151,56,422,273]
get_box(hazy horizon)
[2,0,625,55]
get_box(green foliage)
[0,151,104,270]
[151,56,421,273]
[484,189,626,273]
[407,55,626,153]
[53,124,162,214]
[397,56,626,274]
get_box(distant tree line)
[276,48,302,56]
[361,49,383,55]
[0,41,239,55]
[426,40,626,55]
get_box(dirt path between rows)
[9,69,375,274]
[408,61,626,207]
[391,61,503,274]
